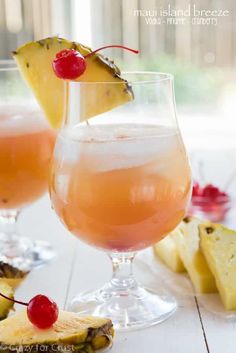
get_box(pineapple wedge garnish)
[0,310,114,352]
[0,282,14,320]
[200,222,236,310]
[153,228,186,273]
[173,217,217,293]
[13,37,133,129]
[0,262,28,289]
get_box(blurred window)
[1,0,236,148]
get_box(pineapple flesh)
[200,222,236,310]
[153,228,186,273]
[13,37,133,129]
[0,282,14,320]
[0,310,114,352]
[174,217,217,293]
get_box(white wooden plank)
[16,195,76,309]
[66,245,207,353]
[111,299,207,353]
[197,297,236,353]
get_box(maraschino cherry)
[0,292,58,329]
[192,182,229,201]
[52,45,139,79]
[192,182,200,197]
[53,49,86,80]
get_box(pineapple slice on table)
[200,222,236,310]
[173,217,217,294]
[0,282,14,320]
[13,37,133,129]
[153,228,186,273]
[0,262,28,289]
[0,310,114,352]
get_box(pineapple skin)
[0,310,113,347]
[173,217,217,294]
[200,222,236,310]
[153,228,186,273]
[0,262,28,290]
[13,37,133,129]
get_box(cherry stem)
[85,45,139,58]
[0,292,28,306]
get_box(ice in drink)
[50,124,191,251]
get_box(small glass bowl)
[189,195,232,222]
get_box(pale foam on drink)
[56,123,183,173]
[0,105,50,136]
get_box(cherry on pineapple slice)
[27,295,59,329]
[52,45,139,79]
[0,292,58,329]
[53,49,86,79]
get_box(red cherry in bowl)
[202,184,222,200]
[192,182,201,197]
[191,182,231,222]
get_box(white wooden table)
[16,195,236,353]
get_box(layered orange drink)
[50,124,191,251]
[0,108,55,209]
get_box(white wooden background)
[15,194,236,353]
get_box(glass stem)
[109,252,137,291]
[0,210,19,241]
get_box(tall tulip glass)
[50,72,192,330]
[0,61,55,270]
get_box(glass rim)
[66,71,174,85]
[0,60,18,72]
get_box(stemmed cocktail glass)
[0,61,55,270]
[50,72,192,329]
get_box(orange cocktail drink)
[49,71,191,329]
[0,110,56,210]
[0,60,57,269]
[50,124,191,252]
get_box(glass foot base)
[69,283,177,330]
[0,233,55,271]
